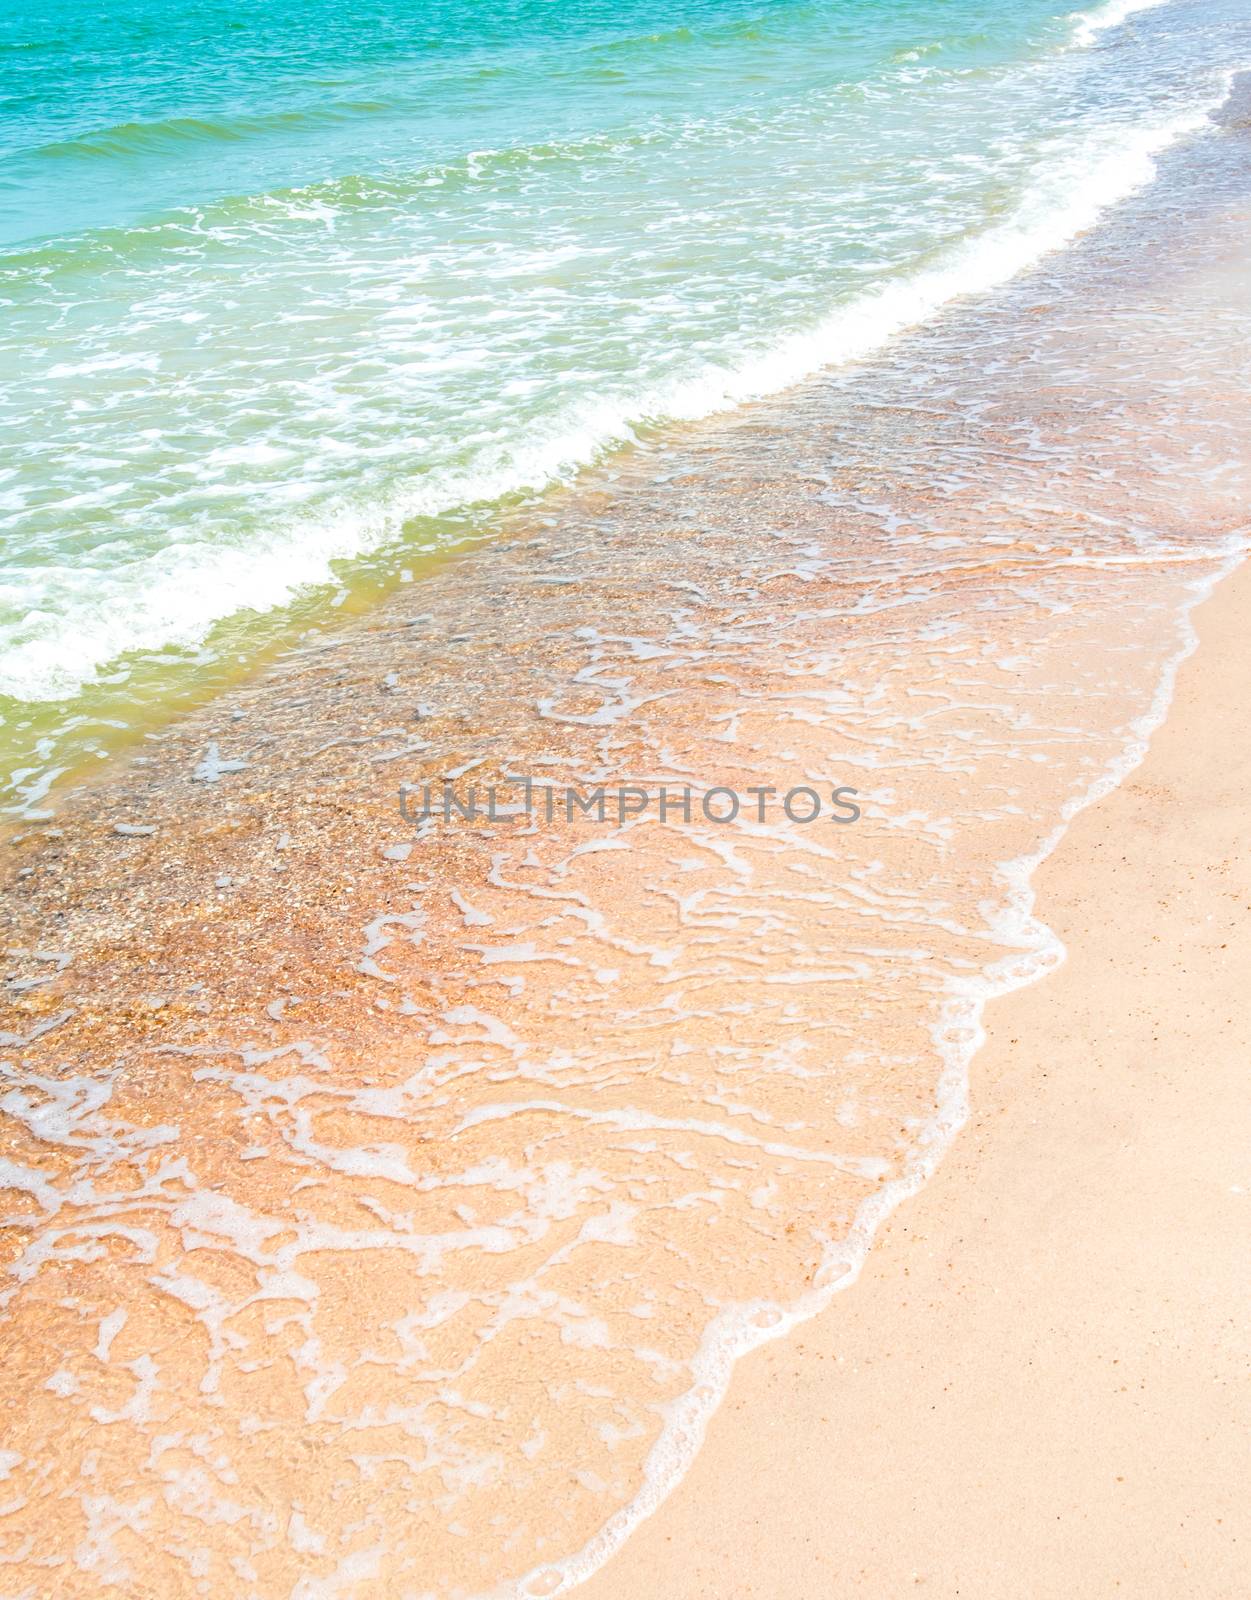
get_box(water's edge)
[533,540,1247,1600]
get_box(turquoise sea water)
[0,0,1235,808]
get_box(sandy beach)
[578,558,1251,1600]
[3,18,1251,1595]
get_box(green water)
[0,0,1230,810]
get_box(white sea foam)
[1069,0,1170,50]
[0,57,1228,705]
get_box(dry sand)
[577,560,1251,1598]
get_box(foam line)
[0,64,1229,705]
[502,529,1249,1597]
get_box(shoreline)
[574,554,1251,1599]
[3,50,1242,823]
[537,536,1248,1600]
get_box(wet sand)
[577,556,1251,1600]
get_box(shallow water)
[2,46,1250,1595]
[0,0,1243,812]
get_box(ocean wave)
[24,103,403,165]
[0,0,1141,276]
[0,80,1227,707]
[1068,0,1169,49]
[0,125,674,278]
